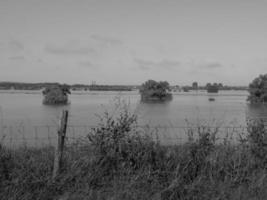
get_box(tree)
[192,82,198,90]
[139,80,172,101]
[206,83,219,93]
[247,74,267,103]
[206,83,211,88]
[42,84,71,105]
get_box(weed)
[1,112,267,199]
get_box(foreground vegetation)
[1,109,267,199]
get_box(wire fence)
[0,124,255,148]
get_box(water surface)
[1,90,267,146]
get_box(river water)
[0,90,267,146]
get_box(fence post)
[52,110,69,181]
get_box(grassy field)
[1,108,267,200]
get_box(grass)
[1,108,267,200]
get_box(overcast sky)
[1,0,267,85]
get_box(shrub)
[246,119,267,167]
[247,74,267,103]
[139,80,172,102]
[42,84,71,105]
[87,107,161,182]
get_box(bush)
[247,74,267,103]
[246,119,267,167]
[42,84,71,105]
[87,107,161,183]
[140,80,172,102]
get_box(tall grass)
[1,107,267,199]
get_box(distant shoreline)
[0,82,248,91]
[0,89,249,97]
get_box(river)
[0,90,267,146]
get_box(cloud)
[8,40,24,52]
[134,58,180,70]
[37,58,44,63]
[138,65,150,70]
[44,42,97,55]
[8,55,25,60]
[78,61,98,69]
[91,34,123,46]
[0,39,24,53]
[199,61,223,69]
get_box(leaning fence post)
[52,110,69,181]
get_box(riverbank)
[1,110,267,200]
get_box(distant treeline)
[0,82,59,90]
[87,85,133,91]
[193,86,248,91]
[171,85,248,91]
[0,82,248,91]
[0,82,136,91]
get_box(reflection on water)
[136,100,172,125]
[246,103,267,120]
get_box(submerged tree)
[192,82,198,90]
[206,83,219,93]
[248,74,267,103]
[42,84,71,105]
[139,80,172,102]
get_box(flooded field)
[1,90,267,146]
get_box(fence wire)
[0,124,254,148]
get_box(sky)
[0,0,267,86]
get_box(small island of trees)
[139,80,172,102]
[206,83,220,93]
[42,84,71,105]
[247,74,267,103]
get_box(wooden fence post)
[52,110,69,181]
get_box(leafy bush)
[87,107,161,182]
[246,119,267,167]
[247,74,267,103]
[42,84,71,105]
[140,80,172,102]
